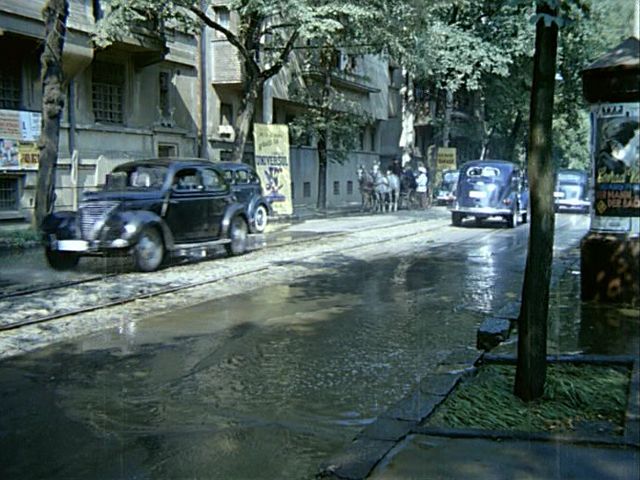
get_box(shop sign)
[437,148,457,171]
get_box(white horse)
[372,164,389,212]
[386,170,400,212]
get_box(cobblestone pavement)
[0,210,457,359]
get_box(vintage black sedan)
[41,158,250,272]
[216,161,272,233]
[451,160,529,228]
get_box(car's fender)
[41,211,77,241]
[102,210,175,249]
[221,203,249,237]
[247,195,273,218]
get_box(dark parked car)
[451,160,528,228]
[554,169,590,213]
[41,158,250,272]
[216,161,272,233]
[435,169,459,206]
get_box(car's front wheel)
[226,216,248,256]
[252,204,268,233]
[45,248,79,271]
[506,210,518,228]
[133,227,164,272]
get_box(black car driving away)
[216,162,272,233]
[451,160,529,228]
[41,158,250,272]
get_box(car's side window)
[236,169,250,184]
[201,168,226,192]
[222,170,234,184]
[173,168,201,191]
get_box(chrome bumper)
[50,237,130,252]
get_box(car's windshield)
[105,165,168,191]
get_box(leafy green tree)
[286,4,381,209]
[94,0,361,162]
[35,0,69,229]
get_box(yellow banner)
[437,147,457,171]
[253,123,292,215]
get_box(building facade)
[0,0,411,221]
[0,0,201,220]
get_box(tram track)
[0,216,453,333]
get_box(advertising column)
[580,37,639,304]
[253,123,293,215]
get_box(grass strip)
[426,363,629,434]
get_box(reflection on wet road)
[0,214,592,479]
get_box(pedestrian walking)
[416,164,428,209]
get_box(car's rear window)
[558,172,585,184]
[466,166,503,178]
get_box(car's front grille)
[78,201,119,240]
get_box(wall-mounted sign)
[436,147,457,171]
[253,123,292,215]
[0,109,41,169]
[592,103,640,217]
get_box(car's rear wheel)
[226,216,248,256]
[506,211,518,228]
[133,227,164,272]
[521,211,528,223]
[452,212,463,227]
[45,248,79,271]
[252,204,268,233]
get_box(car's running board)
[170,239,230,251]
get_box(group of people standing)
[390,159,431,209]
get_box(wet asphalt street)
[0,210,591,479]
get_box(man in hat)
[416,163,429,209]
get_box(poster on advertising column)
[253,123,293,215]
[592,103,640,217]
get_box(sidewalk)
[319,251,640,480]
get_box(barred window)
[0,177,19,211]
[92,61,124,123]
[333,181,340,195]
[0,62,21,110]
[347,180,353,195]
[303,182,311,198]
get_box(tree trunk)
[442,88,453,148]
[231,78,261,163]
[514,4,559,402]
[399,68,415,167]
[505,110,523,162]
[34,0,69,229]
[317,131,328,209]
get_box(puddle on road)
[0,242,533,479]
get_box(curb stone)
[316,352,480,479]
